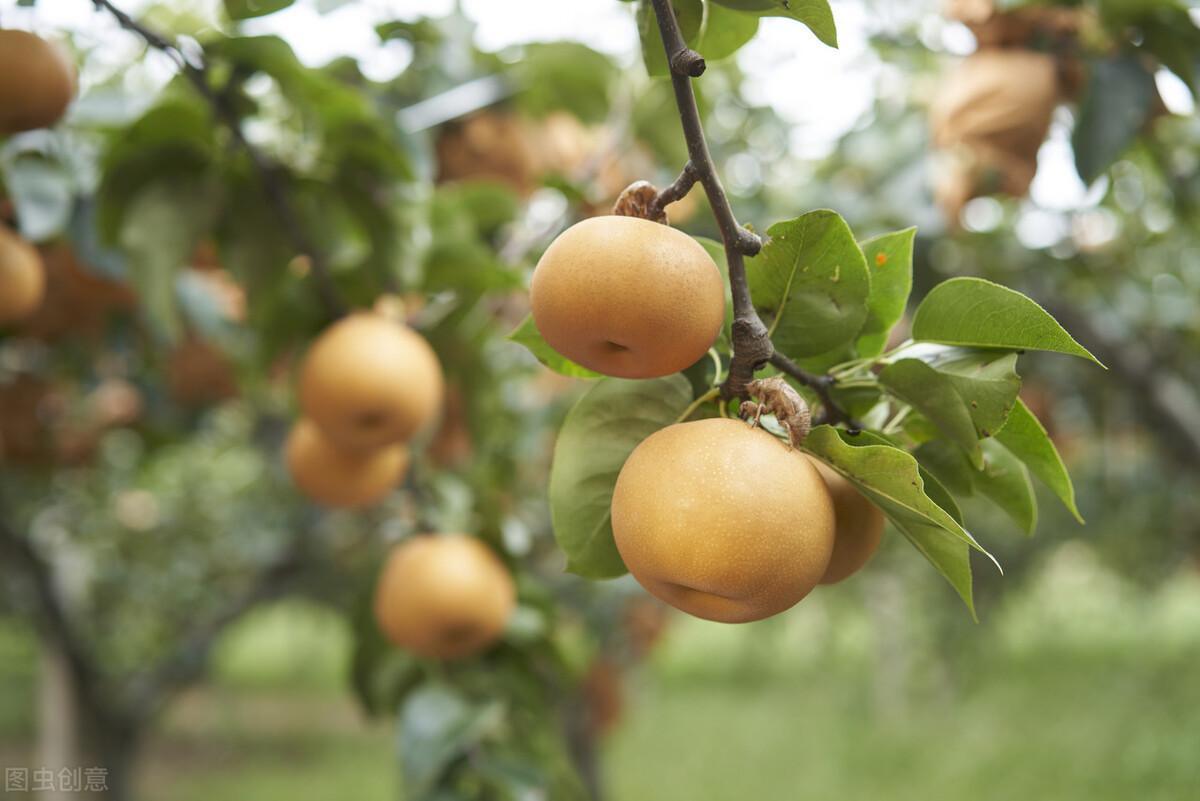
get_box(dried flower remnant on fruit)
[612,181,668,224]
[741,376,812,448]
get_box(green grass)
[605,650,1200,801]
[0,618,36,740]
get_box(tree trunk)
[38,641,81,801]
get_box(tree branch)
[648,0,770,401]
[90,0,347,320]
[769,353,862,430]
[0,507,125,734]
[647,0,856,430]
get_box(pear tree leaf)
[224,0,295,20]
[914,439,976,498]
[550,375,694,578]
[911,278,1102,365]
[917,437,1038,535]
[996,398,1083,523]
[747,210,871,360]
[856,227,915,358]
[398,686,504,799]
[918,465,964,525]
[1072,54,1157,184]
[935,350,1022,440]
[976,438,1038,535]
[803,425,997,617]
[711,0,838,48]
[508,316,603,379]
[119,176,219,342]
[696,4,761,61]
[879,359,982,465]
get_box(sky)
[2,0,1195,220]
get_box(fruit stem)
[769,353,862,430]
[89,0,348,321]
[676,386,721,423]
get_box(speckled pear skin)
[611,418,836,623]
[530,216,726,379]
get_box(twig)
[648,0,770,401]
[90,0,347,319]
[769,353,862,430]
[647,0,857,429]
[650,162,699,218]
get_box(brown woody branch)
[647,0,855,428]
[90,0,347,319]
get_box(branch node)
[670,49,706,77]
[735,229,763,257]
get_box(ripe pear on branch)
[374,535,516,660]
[530,215,725,378]
[0,225,46,325]
[299,312,445,452]
[611,417,836,624]
[0,29,76,133]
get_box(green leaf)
[976,439,1038,535]
[934,350,1022,439]
[513,43,617,124]
[911,278,1102,365]
[638,0,705,77]
[804,426,995,616]
[1140,8,1200,97]
[550,375,694,578]
[879,359,982,465]
[917,436,1038,535]
[996,398,1083,523]
[747,210,871,360]
[119,177,220,341]
[1072,54,1157,184]
[711,0,838,48]
[509,316,603,379]
[915,439,975,498]
[696,4,761,62]
[224,0,294,20]
[398,686,503,799]
[918,465,964,524]
[855,228,915,358]
[2,156,74,242]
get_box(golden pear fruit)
[808,458,886,585]
[0,30,76,133]
[530,216,726,379]
[299,312,444,451]
[285,418,409,509]
[611,418,836,623]
[0,225,46,324]
[373,534,516,660]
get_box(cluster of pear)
[286,311,443,509]
[0,29,77,327]
[287,312,517,660]
[532,216,887,624]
